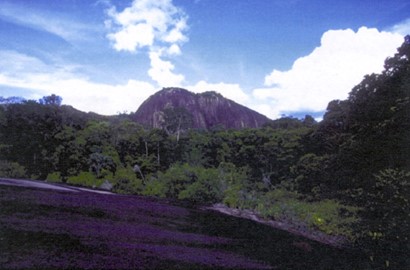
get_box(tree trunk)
[176,116,182,143]
[157,141,160,166]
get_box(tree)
[161,107,193,142]
[183,130,212,167]
[52,126,86,181]
[313,36,410,267]
[111,120,144,166]
[145,128,168,168]
[0,160,26,178]
[302,115,317,127]
[39,94,62,106]
[89,152,116,178]
[291,153,331,196]
[312,36,410,194]
[339,36,410,186]
[1,101,63,178]
[357,169,410,268]
[133,164,145,183]
[0,96,26,104]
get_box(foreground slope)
[0,182,368,269]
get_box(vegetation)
[1,37,409,268]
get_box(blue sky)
[0,0,409,119]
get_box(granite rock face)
[132,88,270,129]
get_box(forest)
[1,37,409,268]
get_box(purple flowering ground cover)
[0,184,368,269]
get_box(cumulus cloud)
[106,0,188,87]
[256,27,403,119]
[166,44,182,55]
[148,51,184,87]
[109,23,155,51]
[0,50,248,116]
[188,81,250,105]
[0,50,156,115]
[106,0,188,51]
[104,0,252,103]
[388,18,410,35]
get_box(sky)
[0,0,409,119]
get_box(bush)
[0,160,26,178]
[113,178,142,194]
[356,169,410,268]
[142,177,167,197]
[67,171,101,188]
[223,184,243,208]
[112,167,143,194]
[46,172,62,183]
[145,163,224,204]
[157,163,197,198]
[218,162,250,208]
[303,200,359,237]
[255,188,359,238]
[178,168,222,204]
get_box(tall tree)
[1,101,63,178]
[161,107,193,142]
[39,94,63,106]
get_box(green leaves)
[0,160,26,178]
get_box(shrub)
[142,177,167,197]
[178,168,222,204]
[145,163,224,204]
[46,172,62,183]
[111,167,143,194]
[157,163,197,198]
[302,200,359,237]
[255,188,359,238]
[113,178,142,194]
[356,169,410,268]
[0,160,26,178]
[67,171,101,188]
[223,184,243,208]
[218,162,250,208]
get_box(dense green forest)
[1,37,409,268]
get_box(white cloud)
[106,0,188,87]
[188,81,250,105]
[166,44,181,55]
[163,19,188,43]
[0,50,156,115]
[389,18,410,36]
[0,2,97,42]
[148,51,184,87]
[0,50,49,74]
[108,23,155,51]
[257,27,403,119]
[0,50,250,117]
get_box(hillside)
[0,182,367,269]
[132,88,270,129]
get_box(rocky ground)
[0,181,369,269]
[205,204,347,247]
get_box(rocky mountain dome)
[132,88,270,129]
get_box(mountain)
[132,87,270,129]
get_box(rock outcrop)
[132,88,270,129]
